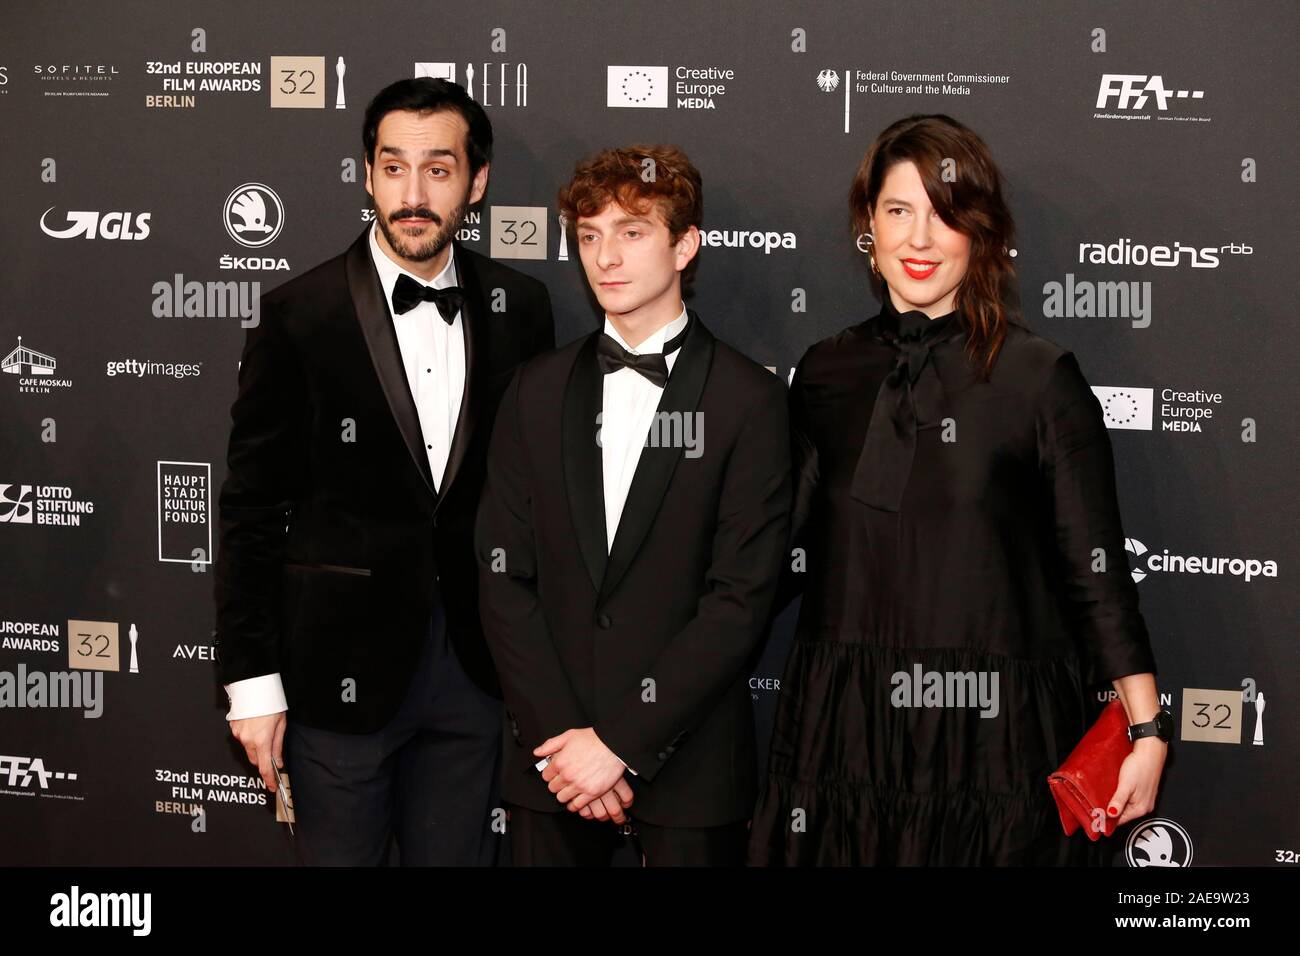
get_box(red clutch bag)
[1046,699,1131,840]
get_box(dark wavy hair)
[362,77,493,177]
[849,114,1018,379]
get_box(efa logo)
[40,207,152,241]
[1096,74,1203,110]
[0,755,77,789]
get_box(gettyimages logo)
[1125,818,1193,867]
[157,462,211,565]
[3,336,72,393]
[106,358,203,380]
[40,207,151,240]
[1125,537,1277,584]
[223,183,284,248]
[1090,387,1154,430]
[607,66,668,108]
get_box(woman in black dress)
[749,115,1168,865]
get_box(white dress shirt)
[223,224,467,721]
[599,303,689,553]
[594,302,688,775]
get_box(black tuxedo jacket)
[214,226,554,733]
[475,313,791,826]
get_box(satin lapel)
[344,227,437,498]
[434,241,482,513]
[562,333,608,596]
[600,313,715,603]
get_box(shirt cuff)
[224,673,288,721]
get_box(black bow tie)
[596,319,690,388]
[391,273,464,323]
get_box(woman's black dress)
[748,289,1157,866]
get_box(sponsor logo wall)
[1,2,1295,866]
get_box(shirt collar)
[880,284,960,342]
[602,302,689,355]
[368,222,459,309]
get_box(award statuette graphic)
[465,62,475,99]
[1254,692,1265,745]
[335,56,346,109]
[128,623,139,674]
[557,214,569,262]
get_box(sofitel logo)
[33,63,119,79]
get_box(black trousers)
[507,803,749,866]
[283,600,504,866]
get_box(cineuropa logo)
[1125,538,1277,584]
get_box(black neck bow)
[850,290,964,512]
[392,273,464,323]
[596,318,691,388]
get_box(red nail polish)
[1108,806,1118,815]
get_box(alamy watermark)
[890,664,1000,718]
[0,665,103,718]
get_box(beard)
[374,191,469,263]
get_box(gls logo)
[40,208,152,241]
[1096,74,1203,110]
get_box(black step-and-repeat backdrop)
[2,1,1296,866]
